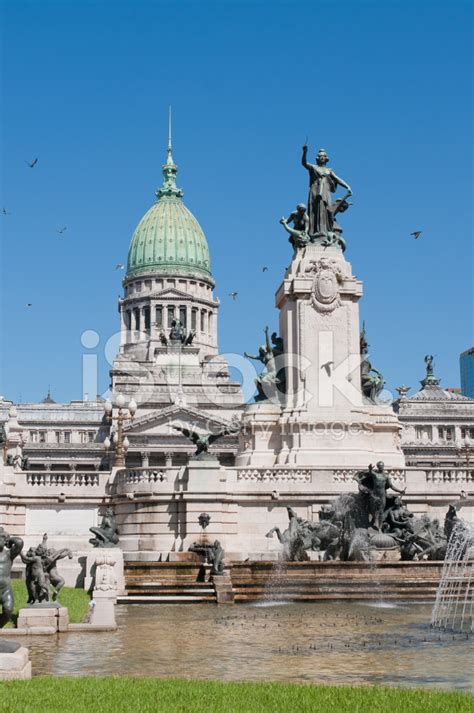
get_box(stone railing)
[25,471,101,487]
[425,468,473,484]
[237,468,312,482]
[332,469,406,484]
[121,469,168,485]
[116,467,172,496]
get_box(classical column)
[164,451,173,467]
[141,451,150,468]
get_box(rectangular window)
[88,432,95,443]
[461,427,474,440]
[167,306,175,328]
[155,306,163,329]
[438,426,454,441]
[191,309,197,331]
[55,431,61,444]
[144,306,151,331]
[29,431,38,443]
[39,431,46,443]
[200,310,205,332]
[64,432,71,444]
[179,306,187,328]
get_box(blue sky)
[1,0,472,403]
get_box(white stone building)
[0,138,472,573]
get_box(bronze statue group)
[266,461,468,563]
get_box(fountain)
[266,462,451,565]
[431,519,474,633]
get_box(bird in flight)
[25,158,38,168]
[57,226,67,235]
[26,303,33,308]
[321,360,334,376]
[262,266,268,272]
[229,292,238,300]
[2,208,11,215]
[410,231,422,239]
[115,263,125,270]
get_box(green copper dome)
[126,144,212,280]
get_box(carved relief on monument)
[306,258,343,313]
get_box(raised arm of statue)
[244,352,261,362]
[8,536,23,561]
[301,145,310,170]
[264,327,271,353]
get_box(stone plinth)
[0,641,31,680]
[85,548,125,594]
[89,590,117,628]
[186,455,226,492]
[236,402,281,468]
[212,571,234,604]
[17,605,68,632]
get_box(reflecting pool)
[26,602,473,691]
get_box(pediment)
[123,404,235,437]
[152,287,190,300]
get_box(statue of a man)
[0,527,23,627]
[301,146,352,237]
[360,326,385,402]
[280,204,310,249]
[425,355,434,376]
[354,461,405,531]
[244,327,281,402]
[169,319,185,343]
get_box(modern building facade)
[460,348,474,398]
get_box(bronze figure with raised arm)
[301,145,352,237]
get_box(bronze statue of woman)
[301,145,352,237]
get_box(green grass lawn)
[6,580,90,626]
[0,678,471,713]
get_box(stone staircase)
[120,560,448,604]
[230,561,445,602]
[120,562,217,604]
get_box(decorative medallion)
[307,258,343,313]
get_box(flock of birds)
[2,158,425,310]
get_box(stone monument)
[237,143,404,471]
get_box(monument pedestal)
[17,604,68,632]
[90,589,117,628]
[85,548,125,594]
[237,244,405,472]
[0,641,31,680]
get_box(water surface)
[26,602,473,691]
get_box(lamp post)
[103,394,137,467]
